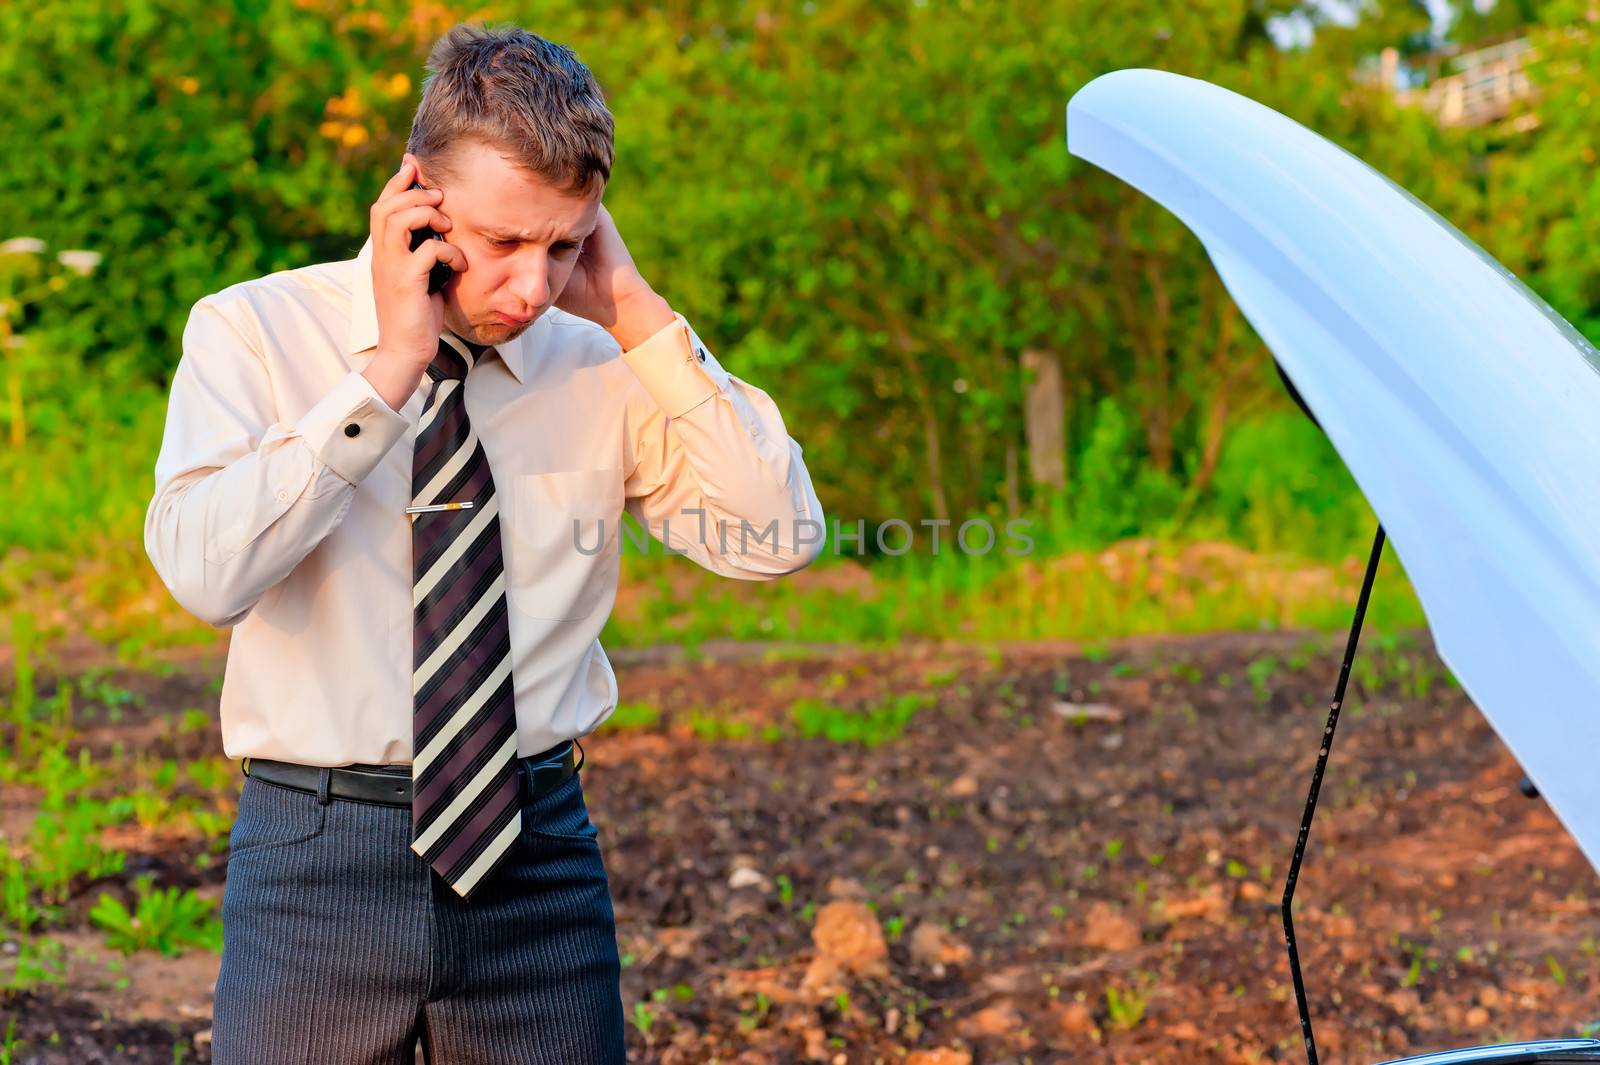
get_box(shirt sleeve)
[142,295,409,626]
[621,312,826,579]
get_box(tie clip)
[405,501,474,516]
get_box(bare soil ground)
[4,629,1598,1064]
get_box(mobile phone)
[407,180,454,294]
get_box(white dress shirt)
[143,235,825,766]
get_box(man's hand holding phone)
[362,155,461,412]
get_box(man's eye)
[553,243,577,255]
[492,239,519,249]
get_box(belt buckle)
[522,743,575,803]
[519,757,547,804]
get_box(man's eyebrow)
[481,225,595,243]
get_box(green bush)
[1071,397,1185,544]
[1207,411,1372,559]
[2,0,1576,638]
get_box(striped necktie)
[408,331,520,899]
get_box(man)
[142,22,825,1065]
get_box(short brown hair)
[406,23,615,197]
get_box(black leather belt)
[241,740,582,808]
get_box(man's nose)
[508,255,552,310]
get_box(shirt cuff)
[619,312,733,420]
[295,368,410,485]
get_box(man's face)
[423,140,602,346]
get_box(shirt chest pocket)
[504,468,625,621]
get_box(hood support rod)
[1283,522,1387,1065]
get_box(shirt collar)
[347,234,531,384]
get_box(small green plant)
[1287,639,1320,672]
[6,935,66,991]
[25,792,129,907]
[1104,983,1147,1031]
[8,612,38,724]
[688,710,751,742]
[787,691,933,746]
[1170,659,1203,685]
[737,991,773,1033]
[1246,655,1278,704]
[176,708,211,734]
[2,850,46,933]
[184,756,236,798]
[599,702,661,733]
[90,875,222,957]
[1546,954,1567,986]
[79,672,143,721]
[643,982,693,1006]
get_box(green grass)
[2,358,1429,661]
[0,623,236,988]
[618,689,942,748]
[596,701,662,733]
[597,522,1427,651]
[787,691,935,747]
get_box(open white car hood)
[1067,69,1600,873]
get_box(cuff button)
[696,348,707,363]
[344,423,361,437]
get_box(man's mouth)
[496,311,535,326]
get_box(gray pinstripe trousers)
[211,765,627,1064]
